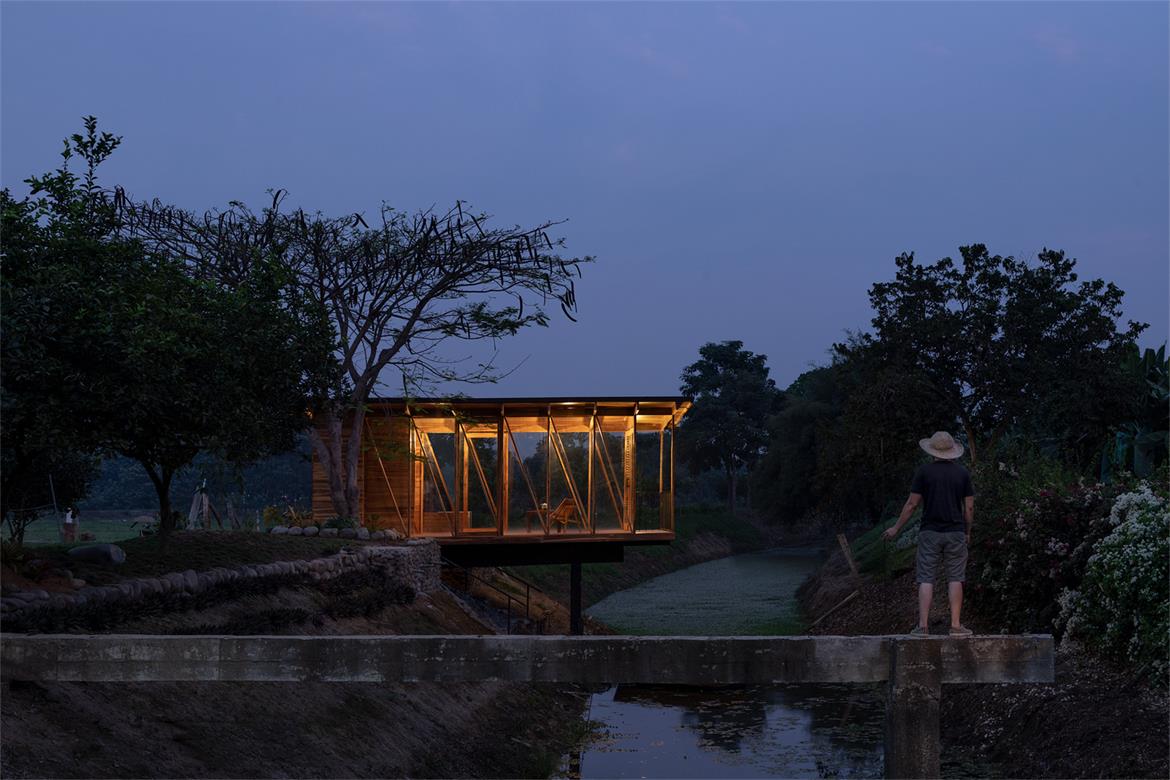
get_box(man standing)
[881,431,975,636]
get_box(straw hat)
[919,431,964,460]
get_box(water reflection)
[566,684,885,779]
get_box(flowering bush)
[971,481,1117,632]
[1060,483,1169,682]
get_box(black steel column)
[569,561,583,635]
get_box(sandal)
[949,625,973,637]
[909,625,929,636]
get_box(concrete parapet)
[1,634,1053,685]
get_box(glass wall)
[385,401,682,539]
[504,415,547,535]
[592,415,630,532]
[464,421,500,532]
[414,418,458,536]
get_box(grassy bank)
[3,532,353,588]
[508,505,768,607]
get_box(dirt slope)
[799,548,1169,779]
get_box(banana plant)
[1100,344,1169,481]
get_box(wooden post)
[545,410,552,537]
[837,533,860,577]
[884,639,942,779]
[569,562,583,635]
[496,410,506,537]
[669,418,676,531]
[587,409,595,534]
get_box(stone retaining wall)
[0,540,440,626]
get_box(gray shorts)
[916,529,968,584]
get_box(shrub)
[363,513,407,534]
[1060,482,1169,683]
[971,480,1118,632]
[261,506,283,529]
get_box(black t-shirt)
[910,461,974,533]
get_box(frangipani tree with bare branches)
[120,192,590,520]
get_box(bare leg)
[948,581,963,628]
[918,583,933,629]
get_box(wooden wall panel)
[310,422,364,522]
[362,416,413,535]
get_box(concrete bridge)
[2,634,1053,779]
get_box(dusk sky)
[3,1,1167,397]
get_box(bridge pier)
[884,639,942,779]
[569,562,583,635]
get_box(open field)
[18,512,151,546]
[4,532,353,587]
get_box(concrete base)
[884,639,942,779]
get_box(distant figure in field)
[881,431,975,637]
[62,506,78,543]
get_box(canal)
[560,548,888,779]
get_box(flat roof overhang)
[367,396,692,427]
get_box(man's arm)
[881,493,922,541]
[964,495,974,544]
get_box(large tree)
[2,119,329,541]
[838,245,1145,465]
[120,193,590,521]
[750,365,843,525]
[679,341,782,514]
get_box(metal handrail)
[440,556,545,635]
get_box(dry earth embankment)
[798,545,1170,779]
[1,540,589,779]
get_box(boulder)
[70,578,87,589]
[339,528,357,539]
[67,544,126,566]
[320,528,339,538]
[287,527,304,536]
[356,527,371,541]
[270,526,288,535]
[370,530,386,541]
[301,526,319,537]
[387,529,403,541]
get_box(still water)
[562,548,888,779]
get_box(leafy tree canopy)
[837,244,1146,464]
[1,118,334,541]
[679,340,782,513]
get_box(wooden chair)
[548,498,583,532]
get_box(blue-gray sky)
[3,1,1167,396]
